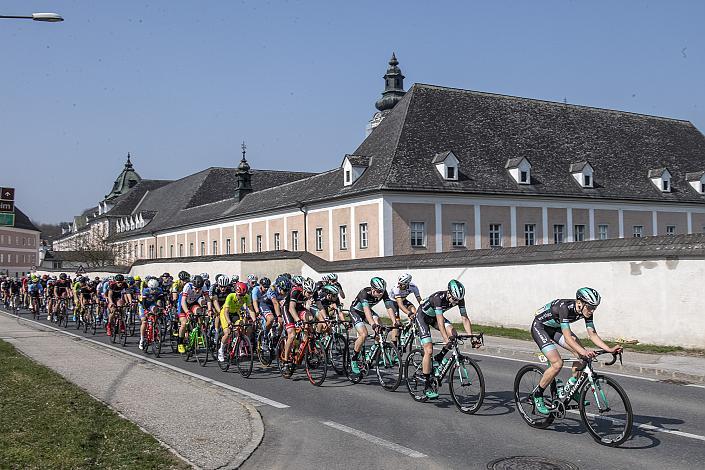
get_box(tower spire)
[366,53,407,136]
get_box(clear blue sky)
[2,1,703,224]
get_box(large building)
[0,207,40,277]
[55,55,705,265]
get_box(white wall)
[80,256,705,348]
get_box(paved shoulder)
[0,312,263,469]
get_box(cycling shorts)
[389,298,414,315]
[282,308,307,330]
[415,312,451,345]
[348,308,379,330]
[178,301,200,319]
[220,310,245,331]
[531,319,577,353]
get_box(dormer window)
[649,168,672,193]
[341,155,370,186]
[686,171,705,195]
[432,151,459,181]
[505,157,531,185]
[570,161,594,188]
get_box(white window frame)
[451,222,465,247]
[553,224,564,244]
[189,242,194,256]
[574,224,585,242]
[291,231,299,251]
[179,243,184,257]
[598,224,608,240]
[256,235,263,252]
[633,225,644,238]
[489,224,503,248]
[315,228,323,252]
[274,232,280,250]
[666,225,676,235]
[226,238,231,255]
[410,221,425,247]
[359,223,369,249]
[240,237,246,253]
[339,225,347,250]
[212,240,218,255]
[524,224,535,246]
[200,241,205,256]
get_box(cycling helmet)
[178,271,190,281]
[370,277,386,291]
[200,272,209,280]
[275,277,291,292]
[292,275,305,286]
[247,274,258,283]
[147,279,159,289]
[31,275,38,282]
[230,274,240,284]
[235,281,248,295]
[126,276,134,283]
[192,275,204,289]
[114,274,125,282]
[217,275,229,287]
[576,287,601,307]
[259,277,271,289]
[79,277,87,284]
[327,273,338,282]
[447,279,465,301]
[134,275,141,282]
[302,278,316,293]
[398,273,412,286]
[59,273,67,280]
[161,272,171,279]
[321,274,330,282]
[42,275,48,280]
[323,284,339,296]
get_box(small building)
[0,207,40,277]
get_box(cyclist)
[324,273,345,300]
[246,274,258,294]
[314,284,345,331]
[209,274,233,332]
[139,278,165,350]
[200,272,211,291]
[217,281,255,362]
[178,274,208,353]
[251,277,277,347]
[107,274,131,336]
[388,273,423,348]
[348,277,397,375]
[27,275,44,313]
[53,273,72,320]
[45,276,56,319]
[172,271,189,323]
[76,277,95,323]
[530,287,622,415]
[281,277,317,378]
[415,279,476,399]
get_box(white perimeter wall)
[60,256,705,348]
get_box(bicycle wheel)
[580,375,633,447]
[404,348,427,401]
[375,342,402,391]
[514,364,555,429]
[195,328,209,367]
[448,356,485,414]
[218,338,232,372]
[128,311,136,336]
[110,318,118,344]
[256,329,274,366]
[235,335,254,378]
[152,325,163,358]
[169,322,179,354]
[327,332,348,376]
[275,335,289,376]
[91,308,98,336]
[305,338,327,386]
[120,319,128,347]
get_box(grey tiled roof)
[647,167,669,178]
[431,150,453,163]
[13,207,39,232]
[569,161,590,172]
[344,155,371,167]
[505,157,527,169]
[107,180,172,216]
[686,171,705,181]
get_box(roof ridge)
[412,83,693,125]
[382,86,416,188]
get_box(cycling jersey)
[27,281,43,296]
[350,287,394,313]
[54,279,71,295]
[78,284,94,300]
[108,281,128,301]
[171,280,184,295]
[388,282,420,300]
[181,283,205,305]
[420,291,467,318]
[531,299,596,353]
[209,285,232,305]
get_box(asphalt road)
[3,307,704,470]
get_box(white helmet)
[217,275,229,287]
[398,273,412,285]
[200,272,209,280]
[147,279,159,289]
[302,278,316,293]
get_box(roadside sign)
[76,266,86,275]
[0,213,15,227]
[0,187,15,201]
[0,200,14,212]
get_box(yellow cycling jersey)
[171,279,184,294]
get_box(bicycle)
[255,314,279,367]
[513,349,633,447]
[108,306,127,345]
[321,315,350,376]
[276,320,328,386]
[55,298,69,327]
[182,310,210,366]
[218,318,254,377]
[11,292,21,315]
[405,334,485,414]
[142,307,164,357]
[126,301,138,337]
[397,317,422,357]
[346,325,403,391]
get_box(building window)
[520,170,529,183]
[666,225,676,235]
[256,235,262,252]
[315,228,323,251]
[240,237,246,253]
[410,221,425,247]
[598,224,608,240]
[451,223,465,247]
[553,224,564,244]
[149,245,155,259]
[584,175,592,187]
[345,170,351,184]
[662,180,670,191]
[633,225,644,238]
[291,231,299,251]
[189,243,194,256]
[178,244,184,257]
[212,240,218,255]
[226,238,231,254]
[447,166,455,179]
[574,224,585,242]
[160,246,164,258]
[169,244,174,257]
[524,224,535,246]
[359,223,369,249]
[200,241,205,256]
[274,233,280,251]
[339,225,347,250]
[489,224,503,248]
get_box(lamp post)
[0,12,64,22]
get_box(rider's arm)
[362,303,376,325]
[247,297,256,323]
[585,323,621,354]
[289,300,301,323]
[436,308,451,344]
[458,300,473,336]
[561,322,592,357]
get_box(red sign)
[1,187,14,201]
[0,200,13,212]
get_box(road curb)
[230,403,265,469]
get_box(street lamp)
[0,12,64,22]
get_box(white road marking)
[321,420,427,458]
[569,410,705,442]
[1,311,289,409]
[685,384,705,389]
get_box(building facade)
[55,55,705,265]
[0,207,40,277]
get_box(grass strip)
[0,339,189,470]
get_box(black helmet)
[114,274,125,282]
[59,273,67,280]
[260,277,271,289]
[178,271,190,281]
[161,272,171,278]
[192,275,204,289]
